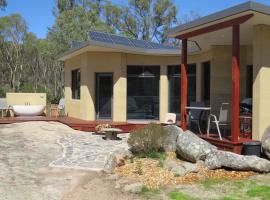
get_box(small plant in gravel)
[135,160,143,175]
[128,123,167,154]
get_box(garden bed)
[115,155,256,189]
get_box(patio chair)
[207,103,230,140]
[188,102,205,134]
[0,98,8,117]
[57,98,65,117]
[161,113,176,125]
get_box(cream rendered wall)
[87,52,126,122]
[65,52,126,121]
[65,53,89,119]
[210,45,249,119]
[6,93,47,106]
[64,51,213,122]
[252,24,270,140]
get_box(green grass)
[218,197,237,200]
[246,185,270,200]
[138,186,159,199]
[200,179,228,189]
[168,191,198,200]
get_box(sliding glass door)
[127,66,160,120]
[168,64,196,119]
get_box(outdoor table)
[185,106,211,133]
[102,128,123,140]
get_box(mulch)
[115,156,256,189]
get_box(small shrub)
[137,151,165,160]
[128,123,167,154]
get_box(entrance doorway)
[96,73,113,119]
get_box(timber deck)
[0,116,145,132]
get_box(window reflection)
[168,65,196,120]
[127,66,160,120]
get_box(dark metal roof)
[168,1,270,37]
[59,31,201,60]
[88,31,179,50]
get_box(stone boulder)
[124,182,144,193]
[162,125,183,152]
[262,126,270,160]
[204,150,270,173]
[176,130,217,162]
[164,159,198,176]
[103,150,131,173]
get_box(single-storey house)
[59,1,270,146]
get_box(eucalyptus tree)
[0,14,27,91]
[49,2,111,54]
[104,0,177,43]
[0,0,7,10]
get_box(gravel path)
[0,122,137,200]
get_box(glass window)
[202,62,211,102]
[246,65,253,98]
[127,66,160,120]
[168,64,196,119]
[71,69,80,99]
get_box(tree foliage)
[104,0,177,43]
[0,0,7,10]
[48,5,111,54]
[0,0,199,101]
[0,14,27,91]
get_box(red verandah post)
[232,24,240,142]
[181,38,188,130]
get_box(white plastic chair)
[162,113,176,125]
[57,98,65,116]
[0,98,8,117]
[207,103,230,140]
